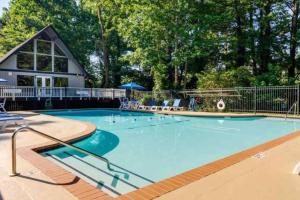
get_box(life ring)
[217,99,225,110]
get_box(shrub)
[138,94,153,105]
[197,67,254,89]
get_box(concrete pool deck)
[0,112,96,200]
[0,110,300,199]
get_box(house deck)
[0,86,125,111]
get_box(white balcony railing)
[0,86,126,100]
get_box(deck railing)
[0,86,126,100]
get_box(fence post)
[297,85,299,115]
[60,88,62,100]
[65,87,67,98]
[254,86,257,115]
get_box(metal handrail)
[285,101,298,120]
[11,125,112,176]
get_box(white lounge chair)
[163,99,184,111]
[119,98,129,109]
[0,98,6,112]
[152,100,169,111]
[129,99,139,110]
[0,114,25,131]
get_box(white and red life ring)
[217,99,225,110]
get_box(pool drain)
[252,152,265,159]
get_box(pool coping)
[17,118,116,200]
[17,112,300,200]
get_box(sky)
[0,0,10,16]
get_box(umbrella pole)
[132,87,134,99]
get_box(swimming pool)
[42,109,300,197]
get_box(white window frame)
[17,39,68,73]
[35,76,52,88]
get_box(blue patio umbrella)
[119,82,145,90]
[119,82,145,99]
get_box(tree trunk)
[183,59,188,89]
[113,34,121,87]
[166,46,174,88]
[288,0,299,81]
[174,66,179,88]
[249,4,257,74]
[97,6,109,88]
[173,35,179,88]
[234,0,245,67]
[258,2,272,74]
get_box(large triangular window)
[54,44,66,56]
[36,32,51,41]
[19,41,34,53]
[17,41,34,70]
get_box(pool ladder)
[285,101,298,120]
[10,125,112,176]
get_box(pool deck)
[0,110,300,199]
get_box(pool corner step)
[44,152,154,197]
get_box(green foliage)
[116,0,225,90]
[253,64,288,86]
[0,0,299,89]
[197,67,254,89]
[139,94,152,105]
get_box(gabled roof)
[0,25,87,76]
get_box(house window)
[54,77,68,87]
[37,40,51,54]
[17,53,34,70]
[37,55,52,71]
[54,44,65,56]
[54,57,68,72]
[16,39,70,73]
[17,75,34,86]
[19,42,34,52]
[54,44,68,73]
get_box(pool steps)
[44,152,154,197]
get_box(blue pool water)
[42,110,300,196]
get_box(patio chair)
[0,114,26,131]
[119,98,129,109]
[151,100,169,111]
[163,99,184,111]
[0,98,6,112]
[129,98,139,110]
[188,97,196,111]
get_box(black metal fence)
[138,86,300,114]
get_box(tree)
[288,0,299,81]
[258,0,272,74]
[83,0,129,88]
[1,0,300,89]
[233,0,246,67]
[116,0,227,90]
